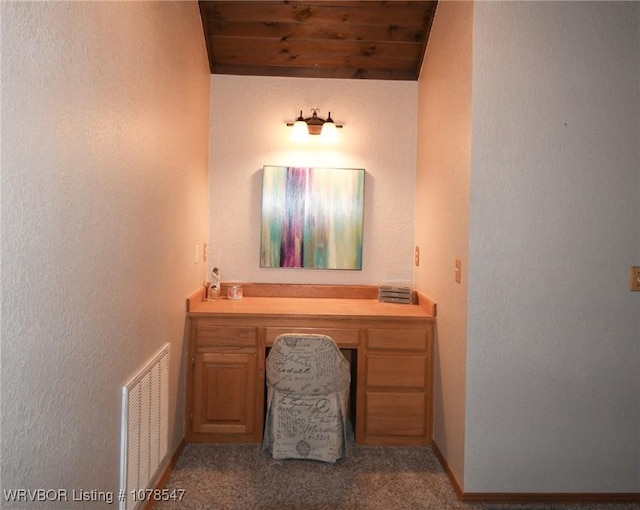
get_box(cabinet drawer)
[365,392,425,437]
[367,329,427,351]
[366,354,426,389]
[265,327,359,348]
[195,322,258,347]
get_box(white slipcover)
[262,334,351,463]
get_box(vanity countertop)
[188,296,434,320]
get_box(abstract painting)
[260,166,365,270]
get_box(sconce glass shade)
[290,111,310,142]
[320,113,339,143]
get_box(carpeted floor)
[153,443,639,510]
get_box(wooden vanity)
[185,284,436,446]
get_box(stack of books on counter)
[378,284,415,305]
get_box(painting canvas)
[260,166,365,270]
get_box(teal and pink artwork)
[260,166,365,270]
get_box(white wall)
[466,1,640,492]
[209,75,417,286]
[415,0,473,489]
[1,2,210,506]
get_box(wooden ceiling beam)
[210,62,419,81]
[211,52,420,72]
[208,21,427,44]
[210,37,423,60]
[201,1,435,27]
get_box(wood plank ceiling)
[198,1,438,81]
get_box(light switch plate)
[631,266,640,291]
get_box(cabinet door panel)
[365,392,425,437]
[366,354,425,389]
[192,352,256,435]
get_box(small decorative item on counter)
[207,285,220,301]
[227,284,243,300]
[207,267,221,301]
[211,267,220,290]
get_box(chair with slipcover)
[262,333,351,463]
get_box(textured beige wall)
[1,2,210,505]
[466,1,640,492]
[209,75,418,286]
[415,0,474,488]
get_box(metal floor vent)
[119,343,170,510]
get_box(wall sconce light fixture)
[287,109,342,143]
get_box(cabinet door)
[192,351,257,437]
